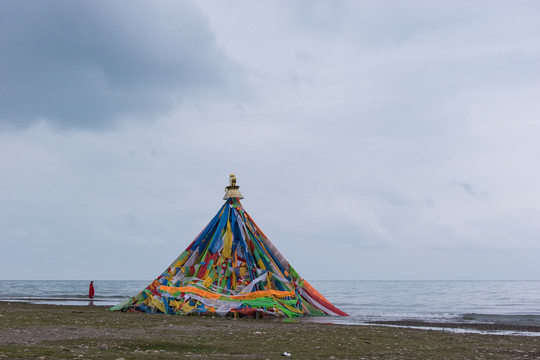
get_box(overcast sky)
[1,0,539,281]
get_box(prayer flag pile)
[111,174,347,317]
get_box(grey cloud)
[452,180,483,197]
[456,181,475,196]
[2,1,540,281]
[0,0,242,130]
[286,1,481,46]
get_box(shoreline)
[2,302,540,359]
[301,318,540,337]
[367,320,540,333]
[3,299,540,334]
[364,320,540,337]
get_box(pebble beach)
[1,302,539,359]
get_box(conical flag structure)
[111,174,348,317]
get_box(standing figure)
[89,281,95,299]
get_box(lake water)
[1,280,539,328]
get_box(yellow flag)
[223,220,233,259]
[203,273,214,288]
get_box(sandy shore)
[1,302,539,359]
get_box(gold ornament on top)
[223,173,244,200]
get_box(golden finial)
[223,173,244,200]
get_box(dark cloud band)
[0,0,239,130]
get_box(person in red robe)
[89,281,95,299]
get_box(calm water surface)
[1,280,539,327]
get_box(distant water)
[0,280,148,307]
[1,280,539,328]
[315,280,540,328]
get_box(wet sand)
[1,302,539,359]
